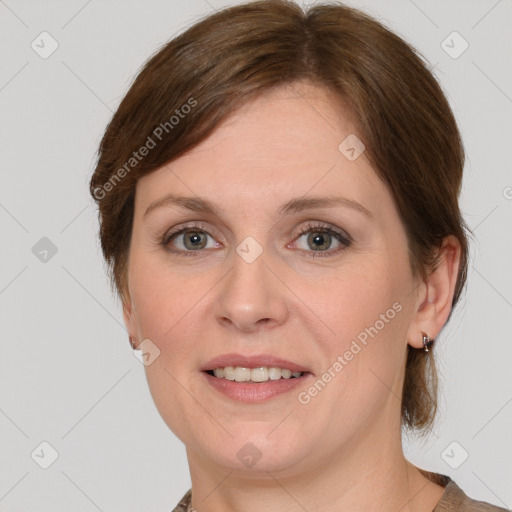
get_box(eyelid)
[160,220,352,256]
[160,221,219,247]
[288,221,352,258]
[291,220,352,244]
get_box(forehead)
[134,81,389,219]
[188,81,359,163]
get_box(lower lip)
[202,371,311,402]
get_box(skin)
[123,80,461,512]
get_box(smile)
[202,368,311,402]
[207,366,304,382]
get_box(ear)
[407,235,462,349]
[122,292,140,349]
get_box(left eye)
[291,223,352,256]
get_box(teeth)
[212,366,303,382]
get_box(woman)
[89,1,508,511]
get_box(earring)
[421,332,434,352]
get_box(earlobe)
[407,235,461,349]
[122,297,139,349]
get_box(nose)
[214,246,289,333]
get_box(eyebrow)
[143,193,373,219]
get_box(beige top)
[171,469,510,512]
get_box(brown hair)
[89,0,470,433]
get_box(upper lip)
[202,353,311,373]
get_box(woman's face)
[123,81,426,475]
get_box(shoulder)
[171,479,511,512]
[429,473,510,512]
[171,488,192,512]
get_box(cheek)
[304,272,407,425]
[311,258,410,395]
[128,249,207,340]
[129,261,211,441]
[316,259,405,339]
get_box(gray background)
[0,0,511,510]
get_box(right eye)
[162,222,222,256]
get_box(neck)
[185,421,445,512]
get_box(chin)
[200,431,312,474]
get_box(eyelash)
[160,221,352,258]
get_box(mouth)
[201,353,312,379]
[200,353,312,402]
[203,367,310,382]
